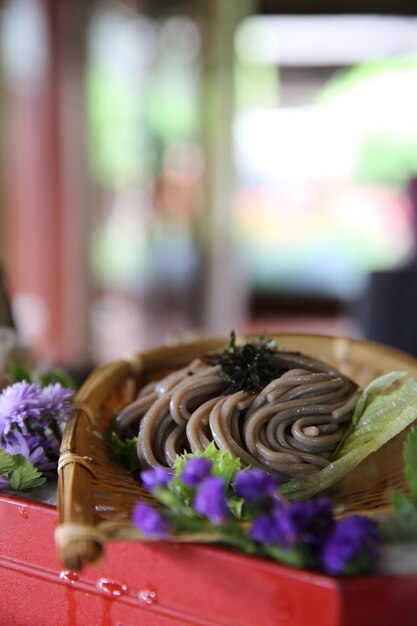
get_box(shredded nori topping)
[204,331,285,395]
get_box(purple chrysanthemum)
[234,468,279,502]
[193,476,229,525]
[141,466,172,492]
[3,430,56,473]
[321,515,380,575]
[40,383,74,423]
[180,458,212,488]
[132,503,171,538]
[0,382,42,435]
[0,429,58,489]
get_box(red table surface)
[0,494,415,626]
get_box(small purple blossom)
[40,383,74,423]
[250,506,287,544]
[250,498,334,549]
[234,468,279,502]
[132,503,171,538]
[141,466,172,492]
[193,476,229,525]
[0,382,42,435]
[181,458,212,488]
[321,515,380,575]
[287,498,334,547]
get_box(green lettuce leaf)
[281,372,417,500]
[403,425,417,503]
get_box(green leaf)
[0,449,18,476]
[167,445,243,521]
[38,368,77,390]
[389,491,417,539]
[262,544,307,568]
[7,361,33,384]
[342,551,374,576]
[172,442,241,489]
[403,426,417,503]
[229,495,245,520]
[8,455,46,490]
[392,491,415,517]
[155,487,196,518]
[211,449,242,486]
[168,476,195,508]
[281,373,417,500]
[108,431,139,472]
[7,361,77,390]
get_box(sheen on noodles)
[115,341,360,481]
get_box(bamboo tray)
[56,334,417,571]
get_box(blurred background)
[1,0,417,373]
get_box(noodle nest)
[115,346,360,480]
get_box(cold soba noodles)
[115,339,360,480]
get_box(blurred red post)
[3,0,91,367]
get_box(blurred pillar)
[52,0,92,366]
[2,0,92,366]
[200,0,255,335]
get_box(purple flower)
[234,468,279,502]
[0,379,73,440]
[0,382,42,435]
[321,515,380,576]
[250,506,287,544]
[40,383,74,423]
[250,498,334,549]
[180,458,212,488]
[2,431,56,473]
[141,467,172,492]
[287,498,334,547]
[132,503,171,538]
[193,476,229,525]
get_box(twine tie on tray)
[54,523,106,550]
[58,452,97,478]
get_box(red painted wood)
[0,494,415,626]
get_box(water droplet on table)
[138,589,157,605]
[60,570,79,584]
[97,578,129,597]
[18,506,28,520]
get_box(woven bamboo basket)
[56,334,417,571]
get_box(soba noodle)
[115,348,360,480]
